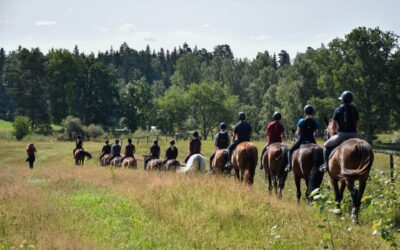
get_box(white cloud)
[35,20,57,27]
[200,24,210,28]
[94,26,110,32]
[119,23,137,32]
[174,30,199,39]
[249,35,270,41]
[135,31,157,41]
[67,8,74,14]
[3,20,9,24]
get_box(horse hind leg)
[273,175,278,196]
[346,180,359,224]
[294,175,301,202]
[331,178,342,210]
[266,173,273,194]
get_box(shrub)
[12,116,31,140]
[392,131,400,144]
[84,124,104,139]
[62,116,84,140]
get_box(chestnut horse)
[122,157,137,168]
[74,149,92,165]
[163,159,180,171]
[325,120,374,223]
[262,143,288,198]
[211,149,229,174]
[232,142,258,185]
[292,143,324,202]
[146,159,163,170]
[100,154,111,166]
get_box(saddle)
[328,146,340,160]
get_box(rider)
[260,112,285,169]
[73,135,83,158]
[99,139,111,160]
[163,139,178,164]
[108,139,121,163]
[285,105,319,172]
[144,139,161,169]
[184,131,201,163]
[225,112,252,170]
[209,122,230,171]
[121,138,135,162]
[322,91,359,171]
[26,143,37,169]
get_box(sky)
[1,0,400,59]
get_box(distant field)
[0,119,13,132]
[0,138,398,249]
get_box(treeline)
[0,26,399,142]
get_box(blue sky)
[1,0,399,58]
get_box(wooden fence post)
[390,154,394,184]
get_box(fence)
[373,149,400,183]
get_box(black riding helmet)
[273,112,282,121]
[339,91,353,104]
[193,131,199,137]
[153,139,158,145]
[238,112,246,121]
[304,105,314,115]
[219,122,227,130]
[105,139,109,144]
[128,138,132,143]
[115,139,120,144]
[169,139,175,145]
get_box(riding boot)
[321,147,331,172]
[260,146,267,170]
[224,150,233,172]
[285,151,292,172]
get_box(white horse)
[179,154,206,173]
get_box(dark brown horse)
[146,159,163,170]
[163,159,180,171]
[74,149,92,165]
[262,142,288,198]
[232,142,258,185]
[122,157,137,168]
[325,120,374,223]
[211,149,229,174]
[292,143,324,202]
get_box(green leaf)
[323,233,332,240]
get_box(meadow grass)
[0,138,398,249]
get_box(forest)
[0,26,399,142]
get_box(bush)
[62,116,84,140]
[84,124,104,139]
[392,131,400,144]
[12,116,31,140]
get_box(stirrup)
[319,164,327,172]
[284,165,291,172]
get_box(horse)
[261,142,288,198]
[211,149,230,174]
[163,159,180,171]
[324,120,374,223]
[179,154,206,173]
[122,157,137,168]
[146,159,163,170]
[74,149,92,165]
[100,154,111,166]
[292,143,324,202]
[232,142,258,185]
[110,156,122,167]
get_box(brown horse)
[232,142,258,185]
[163,159,180,171]
[111,157,122,167]
[262,143,288,198]
[122,157,137,168]
[146,159,163,170]
[74,149,92,165]
[211,149,229,174]
[325,120,374,223]
[100,154,111,166]
[292,143,324,202]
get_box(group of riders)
[61,90,359,172]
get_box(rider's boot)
[285,151,292,172]
[321,147,331,172]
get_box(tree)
[7,48,50,129]
[12,115,30,140]
[278,50,291,67]
[170,53,202,88]
[213,44,234,59]
[186,82,238,139]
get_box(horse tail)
[246,145,258,185]
[339,141,374,180]
[307,146,325,197]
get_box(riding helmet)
[238,112,246,120]
[220,122,227,130]
[115,139,120,143]
[304,105,314,115]
[170,139,175,145]
[193,131,199,137]
[273,112,282,121]
[105,139,109,144]
[153,139,158,144]
[128,138,132,143]
[338,90,353,104]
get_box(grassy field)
[0,138,398,249]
